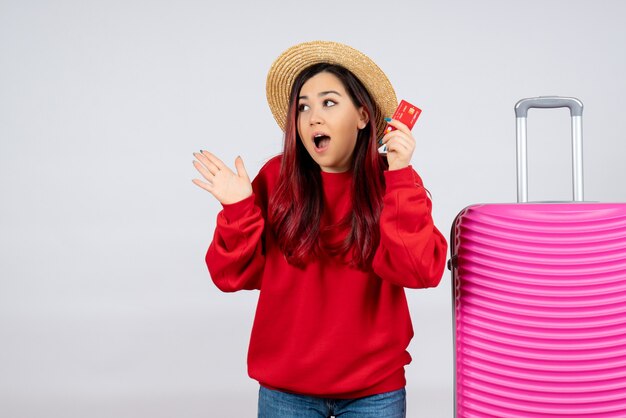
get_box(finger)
[192,159,216,182]
[385,119,411,136]
[200,150,227,171]
[191,178,214,193]
[194,151,221,176]
[382,131,413,146]
[386,141,409,155]
[234,156,250,182]
[385,136,412,154]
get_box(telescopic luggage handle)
[514,96,584,203]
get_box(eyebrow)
[298,90,342,100]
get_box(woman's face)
[296,72,369,173]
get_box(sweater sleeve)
[372,166,448,289]
[205,162,274,292]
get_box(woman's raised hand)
[380,118,416,171]
[192,151,253,205]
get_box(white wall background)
[2,0,625,417]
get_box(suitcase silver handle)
[514,96,584,203]
[515,97,583,118]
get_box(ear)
[357,106,369,130]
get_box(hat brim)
[266,41,398,140]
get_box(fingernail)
[384,117,392,122]
[378,138,383,145]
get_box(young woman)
[192,41,447,418]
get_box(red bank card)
[378,100,421,154]
[384,100,421,135]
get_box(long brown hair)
[268,63,388,269]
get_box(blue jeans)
[258,386,406,418]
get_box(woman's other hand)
[380,118,416,171]
[192,151,253,205]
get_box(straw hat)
[266,40,398,139]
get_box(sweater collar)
[320,169,353,187]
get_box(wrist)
[221,190,253,205]
[388,162,409,171]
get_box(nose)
[308,106,323,125]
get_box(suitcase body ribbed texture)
[451,97,626,417]
[452,202,626,417]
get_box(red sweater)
[206,155,447,398]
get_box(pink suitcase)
[449,97,626,417]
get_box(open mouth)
[314,134,331,150]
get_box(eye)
[323,99,336,107]
[298,103,309,112]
